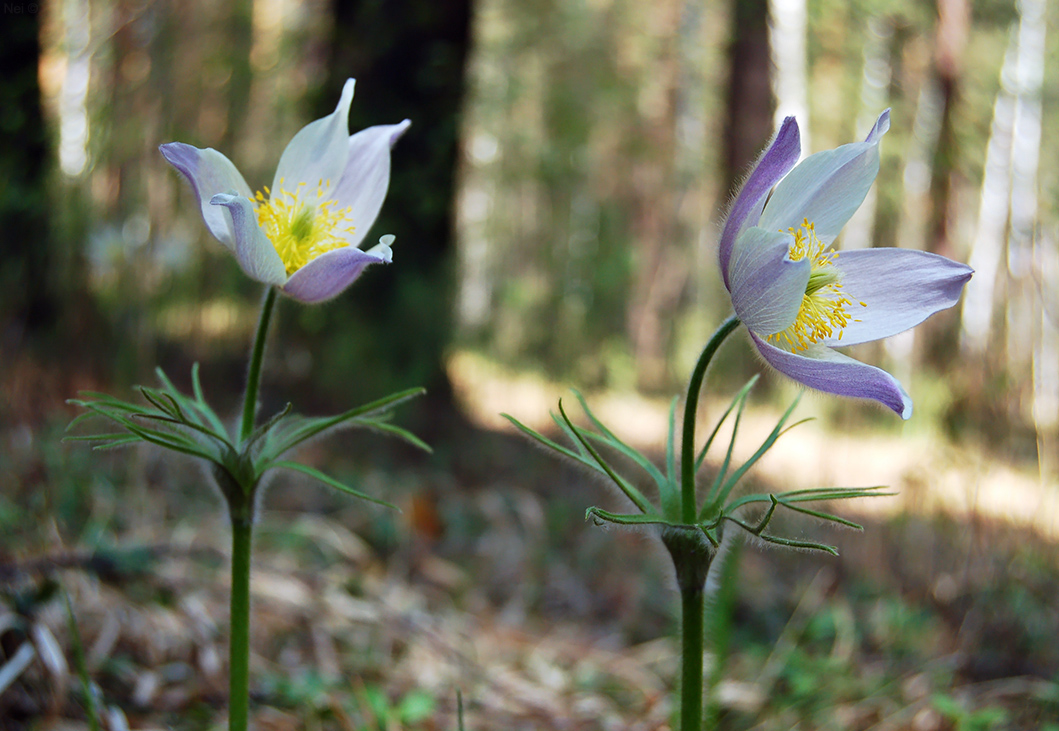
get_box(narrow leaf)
[585,507,680,528]
[268,460,397,510]
[558,400,655,515]
[353,419,432,453]
[777,501,864,530]
[502,413,591,465]
[712,393,802,512]
[700,388,752,519]
[695,375,759,474]
[269,387,426,454]
[573,390,667,490]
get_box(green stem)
[229,509,253,731]
[680,583,705,731]
[680,315,740,523]
[240,287,278,445]
[663,527,712,731]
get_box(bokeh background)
[2,0,1059,728]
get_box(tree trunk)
[921,0,969,367]
[0,7,55,352]
[722,0,774,196]
[626,0,683,392]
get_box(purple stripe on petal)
[864,109,891,144]
[826,248,973,347]
[210,194,287,286]
[719,117,801,290]
[728,227,808,336]
[281,246,390,304]
[159,142,252,250]
[750,333,913,418]
[330,120,411,249]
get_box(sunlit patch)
[766,219,866,351]
[253,179,355,275]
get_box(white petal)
[159,143,252,250]
[759,110,889,243]
[330,121,410,248]
[728,227,809,336]
[271,79,356,196]
[364,234,395,262]
[209,194,287,286]
[824,248,974,346]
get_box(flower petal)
[281,245,391,303]
[825,248,974,347]
[719,117,801,289]
[159,142,252,250]
[272,78,356,196]
[750,332,912,418]
[728,227,809,336]
[759,110,890,243]
[209,194,288,286]
[330,121,411,249]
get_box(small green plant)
[67,79,426,731]
[505,110,972,729]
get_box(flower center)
[766,219,865,351]
[254,180,354,276]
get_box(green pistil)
[290,205,314,243]
[806,266,840,295]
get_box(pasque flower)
[160,79,408,303]
[719,110,972,418]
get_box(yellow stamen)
[253,179,354,276]
[766,219,866,352]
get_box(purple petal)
[750,332,912,418]
[159,142,252,250]
[272,79,355,195]
[209,194,288,286]
[728,227,808,336]
[826,248,973,347]
[330,121,411,249]
[719,117,801,289]
[281,245,391,303]
[758,110,889,243]
[864,108,891,144]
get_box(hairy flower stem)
[680,585,705,729]
[663,527,713,731]
[668,315,739,730]
[240,286,278,445]
[681,315,740,522]
[228,286,277,731]
[228,510,253,731]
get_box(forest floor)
[2,352,1059,730]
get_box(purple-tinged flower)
[160,79,409,303]
[719,110,972,419]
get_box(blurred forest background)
[3,0,1059,728]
